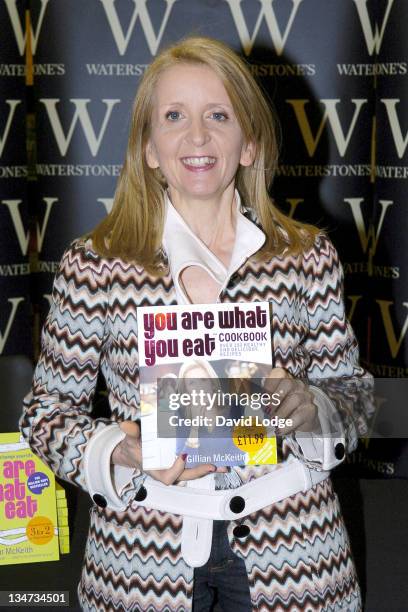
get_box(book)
[0,432,60,565]
[137,302,278,469]
[56,482,70,554]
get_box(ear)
[145,138,160,169]
[240,140,256,167]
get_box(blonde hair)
[91,35,319,273]
[179,358,218,380]
[177,359,221,416]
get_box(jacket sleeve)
[289,234,374,471]
[19,240,145,510]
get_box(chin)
[180,183,225,200]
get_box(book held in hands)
[138,302,279,469]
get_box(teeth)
[182,156,216,166]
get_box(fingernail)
[181,453,188,461]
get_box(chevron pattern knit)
[20,226,367,611]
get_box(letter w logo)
[381,99,408,159]
[100,0,178,56]
[376,301,408,359]
[225,0,303,56]
[39,99,120,156]
[4,0,49,55]
[286,99,367,157]
[344,198,393,257]
[1,198,58,255]
[0,100,21,157]
[0,297,25,354]
[353,0,394,56]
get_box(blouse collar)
[162,189,265,304]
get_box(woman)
[177,358,220,447]
[20,36,371,611]
[175,358,242,463]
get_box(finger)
[269,367,292,379]
[275,401,311,435]
[278,403,318,435]
[271,393,307,435]
[278,392,318,425]
[275,385,314,414]
[277,378,304,395]
[263,379,297,414]
[275,392,305,419]
[273,379,293,402]
[262,369,293,394]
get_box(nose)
[185,116,210,147]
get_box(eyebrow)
[158,102,233,108]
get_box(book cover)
[138,302,278,469]
[0,433,60,565]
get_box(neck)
[167,183,237,248]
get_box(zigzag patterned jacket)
[20,219,370,611]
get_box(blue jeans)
[192,520,252,611]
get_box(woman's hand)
[111,420,144,468]
[262,368,321,435]
[111,420,227,486]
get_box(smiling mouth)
[180,156,217,169]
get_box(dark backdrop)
[1,1,407,610]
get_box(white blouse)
[162,189,265,305]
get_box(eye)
[211,111,228,121]
[165,110,182,121]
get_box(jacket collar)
[162,189,265,304]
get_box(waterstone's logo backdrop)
[1,0,407,476]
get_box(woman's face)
[184,365,216,395]
[145,63,254,202]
